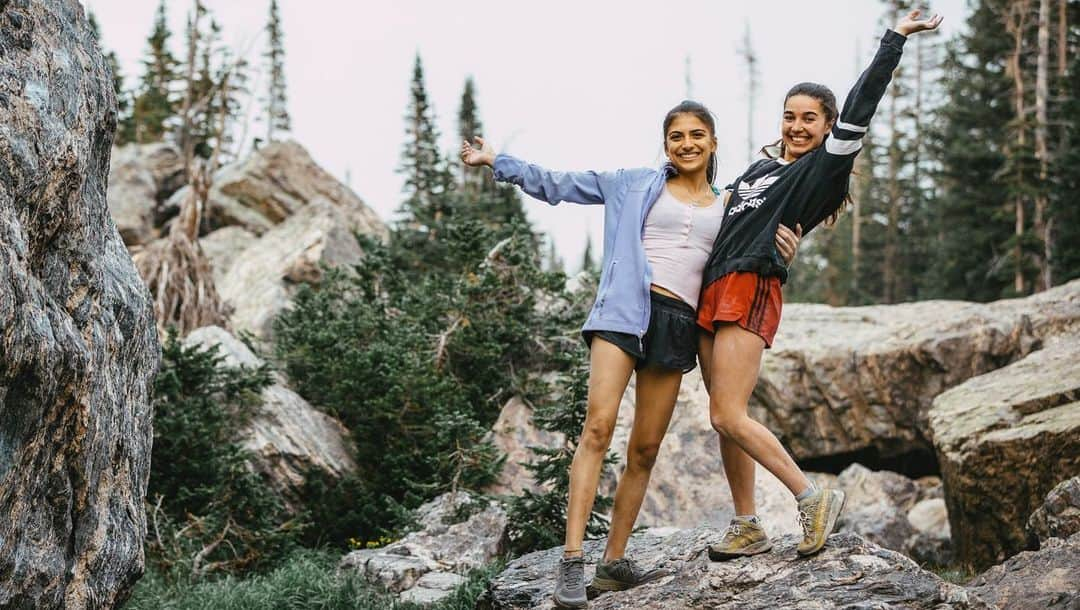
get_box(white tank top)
[642,186,725,309]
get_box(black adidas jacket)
[703,29,907,287]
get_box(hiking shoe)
[796,488,846,556]
[708,517,773,560]
[589,557,671,596]
[553,556,588,609]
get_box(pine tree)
[264,0,290,142]
[928,0,1020,301]
[581,233,596,274]
[132,0,180,143]
[458,76,485,194]
[397,54,455,234]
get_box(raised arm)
[798,10,942,229]
[460,136,620,206]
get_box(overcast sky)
[86,0,968,271]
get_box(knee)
[579,419,616,454]
[710,411,744,438]
[627,441,661,472]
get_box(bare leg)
[699,332,758,516]
[707,323,810,497]
[602,365,682,561]
[563,338,636,556]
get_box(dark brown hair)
[760,82,851,225]
[663,100,718,185]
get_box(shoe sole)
[552,594,588,609]
[797,491,846,556]
[708,539,774,561]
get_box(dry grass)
[133,161,230,336]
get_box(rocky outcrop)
[751,281,1080,463]
[833,464,953,566]
[486,396,565,496]
[929,338,1080,569]
[0,1,160,607]
[217,200,373,340]
[966,532,1080,609]
[479,530,978,609]
[183,326,357,510]
[1027,475,1080,547]
[340,492,507,606]
[166,140,386,238]
[106,142,184,246]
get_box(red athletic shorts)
[696,271,783,348]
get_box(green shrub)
[274,223,570,546]
[125,549,500,610]
[148,330,299,581]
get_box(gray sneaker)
[553,556,587,609]
[589,557,670,595]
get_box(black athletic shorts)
[583,291,698,373]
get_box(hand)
[895,9,943,37]
[460,136,496,168]
[775,223,802,267]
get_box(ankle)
[563,548,584,559]
[795,481,818,502]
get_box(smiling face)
[665,113,717,176]
[781,94,834,161]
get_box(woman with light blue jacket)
[461,103,800,608]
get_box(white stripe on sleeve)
[835,120,869,133]
[825,137,864,155]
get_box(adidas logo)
[737,175,780,199]
[729,197,766,215]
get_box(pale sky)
[86,0,968,271]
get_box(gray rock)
[907,497,953,566]
[0,1,160,607]
[167,140,386,238]
[750,281,1080,463]
[966,532,1080,610]
[199,225,256,286]
[107,143,183,246]
[340,492,507,604]
[218,200,370,341]
[183,326,357,511]
[835,463,920,552]
[1027,475,1080,546]
[486,396,566,496]
[480,530,980,609]
[929,338,1080,569]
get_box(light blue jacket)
[492,153,677,346]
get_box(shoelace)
[562,558,584,589]
[797,507,813,537]
[722,522,743,540]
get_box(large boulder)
[0,1,160,607]
[340,492,507,606]
[1027,475,1080,546]
[486,396,565,496]
[183,326,357,510]
[479,530,979,609]
[966,531,1080,609]
[167,140,386,238]
[752,281,1080,463]
[217,200,374,340]
[199,225,257,287]
[929,338,1080,569]
[106,142,184,247]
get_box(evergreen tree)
[581,233,597,274]
[264,0,291,142]
[929,0,1024,300]
[458,76,486,195]
[132,0,180,143]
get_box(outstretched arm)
[461,136,620,206]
